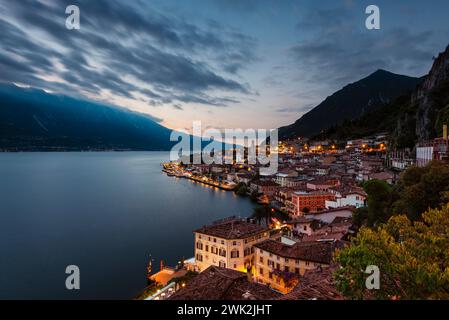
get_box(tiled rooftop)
[255,239,344,264]
[169,266,281,300]
[277,266,343,300]
[194,218,269,239]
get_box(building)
[416,138,449,167]
[291,191,335,215]
[325,189,366,209]
[168,266,281,300]
[304,207,355,224]
[194,217,270,273]
[254,238,342,293]
[278,266,343,300]
[306,178,340,191]
[275,171,301,187]
[369,171,394,184]
[250,180,279,196]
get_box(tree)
[251,206,273,225]
[235,183,248,196]
[301,207,310,214]
[250,190,259,202]
[361,179,393,226]
[334,204,449,300]
[393,161,449,220]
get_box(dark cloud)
[290,5,435,90]
[0,0,257,108]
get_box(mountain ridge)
[279,69,424,139]
[0,83,175,151]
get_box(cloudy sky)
[1,0,449,132]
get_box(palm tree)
[251,206,274,225]
[251,206,266,225]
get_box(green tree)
[362,179,393,226]
[251,206,273,225]
[334,204,449,300]
[250,190,259,202]
[393,161,449,220]
[235,183,248,196]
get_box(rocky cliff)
[412,45,449,142]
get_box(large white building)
[193,218,270,273]
[325,190,366,209]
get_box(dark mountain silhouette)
[279,70,424,139]
[0,84,176,151]
[319,44,449,149]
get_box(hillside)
[322,44,449,149]
[0,84,175,151]
[279,70,423,139]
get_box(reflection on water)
[0,152,255,299]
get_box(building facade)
[254,239,336,293]
[291,191,335,215]
[194,218,270,273]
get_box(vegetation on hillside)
[354,161,449,226]
[335,205,449,300]
[337,162,449,300]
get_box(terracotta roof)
[194,219,269,239]
[254,239,343,264]
[252,180,279,186]
[169,266,281,300]
[278,266,343,300]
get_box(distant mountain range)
[279,69,424,139]
[0,84,178,151]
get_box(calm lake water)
[0,152,255,299]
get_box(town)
[139,125,449,300]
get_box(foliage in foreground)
[355,161,449,226]
[334,205,449,300]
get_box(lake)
[0,152,256,299]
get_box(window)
[305,261,310,266]
[211,246,218,255]
[213,238,217,243]
[295,259,300,264]
[244,247,251,256]
[259,268,264,275]
[219,261,226,268]
[285,258,289,263]
[196,242,203,250]
[267,260,274,268]
[205,245,209,252]
[221,240,225,245]
[284,266,290,272]
[295,268,300,274]
[269,272,273,279]
[196,254,203,262]
[231,250,239,258]
[259,256,264,264]
[233,241,237,246]
[276,263,280,270]
[219,248,226,257]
